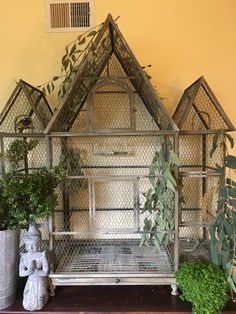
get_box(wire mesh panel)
[49,134,177,276]
[173,76,234,131]
[51,135,164,174]
[0,80,52,133]
[179,226,211,264]
[51,235,175,274]
[1,135,47,174]
[92,178,138,233]
[180,174,220,223]
[88,79,134,131]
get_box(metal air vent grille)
[45,0,94,32]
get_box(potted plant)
[0,138,65,309]
[176,261,229,314]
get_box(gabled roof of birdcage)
[45,14,178,133]
[0,79,52,133]
[173,76,235,131]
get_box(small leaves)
[210,131,220,158]
[226,132,234,149]
[69,43,77,56]
[78,37,86,45]
[77,34,83,41]
[228,187,236,198]
[71,54,77,63]
[225,155,236,169]
[46,83,51,94]
[141,136,179,250]
[87,30,97,37]
[169,150,181,166]
[209,130,236,299]
[42,86,46,97]
[0,139,66,229]
[176,262,229,314]
[38,22,101,98]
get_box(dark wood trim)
[1,283,235,314]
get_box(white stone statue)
[19,223,49,311]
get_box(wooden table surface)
[1,283,236,314]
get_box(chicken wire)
[179,225,211,263]
[172,77,233,261]
[46,16,177,133]
[173,76,234,131]
[0,80,52,133]
[0,135,47,175]
[49,134,177,275]
[52,237,175,274]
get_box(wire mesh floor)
[54,239,175,274]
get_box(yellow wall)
[0,0,236,123]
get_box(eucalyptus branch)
[37,22,104,100]
[210,130,236,293]
[140,136,180,250]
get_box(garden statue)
[19,223,49,311]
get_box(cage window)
[45,0,94,32]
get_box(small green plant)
[140,136,180,250]
[5,138,38,170]
[176,261,229,314]
[0,139,65,230]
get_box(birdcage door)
[90,177,139,234]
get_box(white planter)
[0,228,20,309]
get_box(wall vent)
[45,0,94,32]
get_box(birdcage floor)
[54,239,175,274]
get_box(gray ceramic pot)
[0,228,20,309]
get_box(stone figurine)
[19,223,49,311]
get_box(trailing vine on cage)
[37,24,102,101]
[140,136,180,250]
[209,130,236,294]
[38,16,158,105]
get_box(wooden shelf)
[1,282,236,314]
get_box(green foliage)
[38,26,100,102]
[0,139,65,230]
[209,131,236,293]
[5,138,38,170]
[140,136,180,249]
[176,261,229,314]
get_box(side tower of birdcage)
[45,14,180,293]
[0,79,53,245]
[0,79,52,136]
[173,76,235,263]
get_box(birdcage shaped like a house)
[45,14,179,290]
[173,76,234,261]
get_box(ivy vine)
[140,136,180,250]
